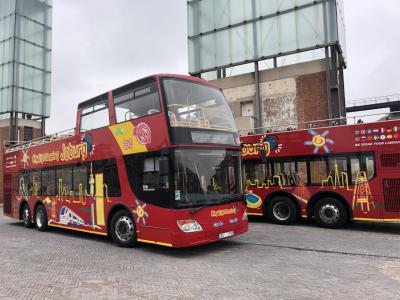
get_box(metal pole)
[10,0,18,143]
[338,55,346,123]
[254,61,262,132]
[325,47,333,120]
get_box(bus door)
[378,151,400,222]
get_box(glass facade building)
[0,0,52,117]
[188,0,346,75]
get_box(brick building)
[211,59,332,134]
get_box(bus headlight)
[242,209,248,221]
[177,220,203,232]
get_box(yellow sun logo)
[132,199,149,225]
[304,129,334,154]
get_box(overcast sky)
[49,0,400,133]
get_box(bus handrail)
[4,128,76,153]
[240,110,400,135]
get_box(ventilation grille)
[381,153,400,168]
[3,175,12,214]
[383,178,400,212]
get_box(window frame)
[80,99,110,133]
[113,81,162,124]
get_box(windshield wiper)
[189,197,234,215]
[190,201,219,215]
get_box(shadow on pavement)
[6,219,244,257]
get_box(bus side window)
[309,158,328,185]
[103,159,121,197]
[327,157,348,185]
[73,165,88,196]
[350,158,360,184]
[80,99,110,132]
[14,174,19,194]
[365,154,375,180]
[19,172,29,195]
[142,157,168,191]
[114,82,160,123]
[57,167,73,195]
[42,169,56,196]
[296,161,308,185]
[29,170,41,196]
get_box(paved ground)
[1,210,400,299]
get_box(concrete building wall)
[211,59,329,133]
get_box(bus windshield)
[163,79,237,132]
[173,149,242,208]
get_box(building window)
[24,126,33,141]
[241,101,254,117]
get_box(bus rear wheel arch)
[313,197,348,228]
[266,196,298,225]
[109,209,138,247]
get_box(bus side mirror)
[159,157,170,176]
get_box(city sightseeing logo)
[304,129,334,154]
[134,122,151,145]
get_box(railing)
[346,94,400,108]
[240,110,400,135]
[4,128,76,153]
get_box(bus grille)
[381,153,400,168]
[3,174,12,214]
[3,192,12,214]
[383,178,400,212]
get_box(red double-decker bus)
[241,119,400,228]
[3,74,248,247]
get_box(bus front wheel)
[110,210,138,247]
[314,197,347,228]
[267,196,298,225]
[35,205,49,232]
[22,204,34,228]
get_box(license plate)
[218,231,234,239]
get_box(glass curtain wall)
[0,0,52,117]
[188,0,339,74]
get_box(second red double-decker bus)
[241,119,400,228]
[3,74,248,247]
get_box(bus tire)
[267,196,298,225]
[314,197,347,229]
[110,210,138,247]
[35,205,49,232]
[22,203,34,228]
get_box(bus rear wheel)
[110,210,138,247]
[35,205,49,232]
[314,197,347,228]
[22,204,34,228]
[267,196,297,225]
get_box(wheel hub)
[319,204,340,224]
[115,216,134,241]
[23,208,30,223]
[272,202,290,221]
[36,210,43,228]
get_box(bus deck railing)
[240,110,400,135]
[4,128,76,153]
